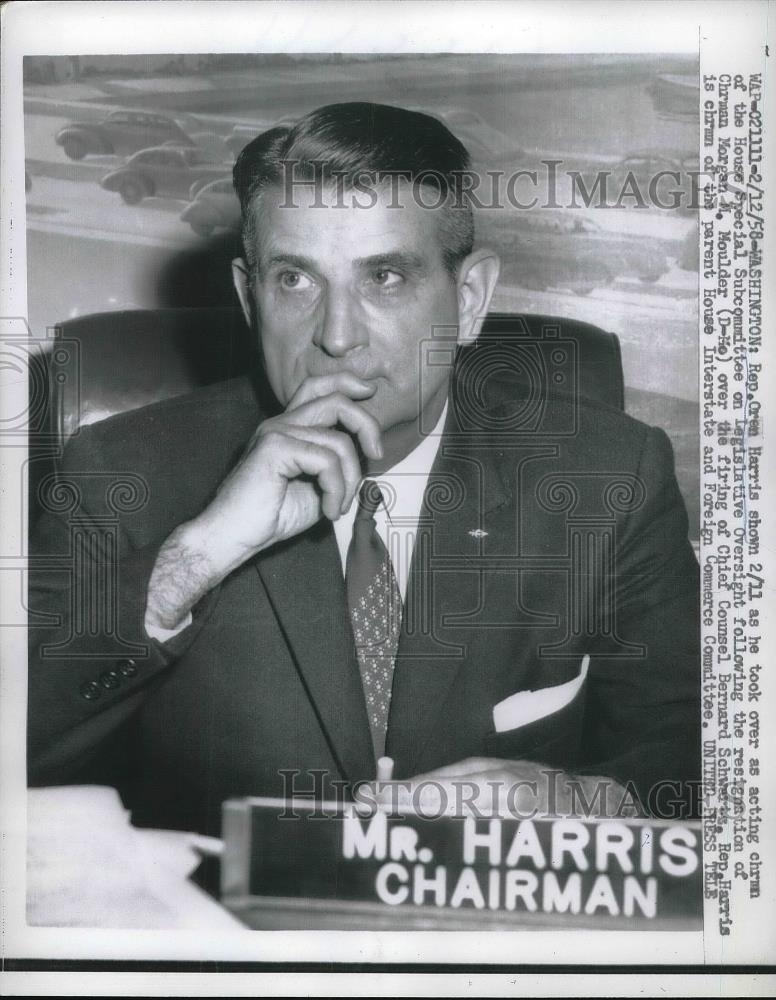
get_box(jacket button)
[80,679,102,701]
[117,659,138,677]
[100,669,120,690]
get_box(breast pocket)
[484,684,586,769]
[484,656,589,768]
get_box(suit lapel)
[254,520,376,784]
[386,429,513,777]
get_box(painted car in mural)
[99,146,231,204]
[55,110,218,160]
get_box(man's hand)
[374,758,642,819]
[145,373,382,631]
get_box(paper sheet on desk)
[492,655,589,733]
[26,785,242,929]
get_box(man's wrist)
[146,610,193,643]
[145,520,222,633]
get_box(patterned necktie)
[345,480,403,760]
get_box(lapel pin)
[468,528,488,538]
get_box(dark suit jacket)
[27,373,700,835]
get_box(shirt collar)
[332,401,448,586]
[379,400,447,477]
[363,400,447,519]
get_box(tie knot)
[356,479,383,521]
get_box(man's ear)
[456,248,501,345]
[231,257,253,327]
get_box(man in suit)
[28,103,700,835]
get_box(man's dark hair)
[232,102,475,277]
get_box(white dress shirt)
[333,402,447,599]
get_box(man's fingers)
[281,392,383,461]
[405,757,501,782]
[263,431,347,521]
[377,776,505,817]
[279,425,361,514]
[374,758,555,817]
[374,759,511,810]
[288,372,377,409]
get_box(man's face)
[245,181,461,437]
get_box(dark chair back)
[27,307,622,528]
[49,307,623,445]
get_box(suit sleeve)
[27,431,219,785]
[578,424,701,815]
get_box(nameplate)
[221,798,702,930]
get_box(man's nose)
[315,291,369,357]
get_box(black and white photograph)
[1,1,773,996]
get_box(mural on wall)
[23,53,699,526]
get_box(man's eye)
[372,269,403,288]
[279,270,314,291]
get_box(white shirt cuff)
[146,611,193,643]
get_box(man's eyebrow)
[261,252,317,273]
[353,251,428,273]
[260,251,430,276]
